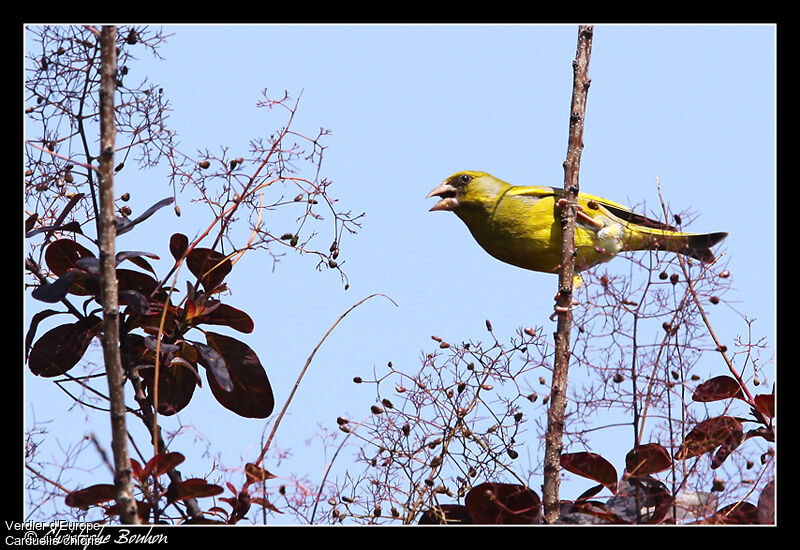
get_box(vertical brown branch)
[98,25,140,525]
[543,24,593,524]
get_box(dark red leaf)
[757,480,774,524]
[705,502,760,524]
[26,220,84,237]
[203,332,274,418]
[166,478,224,505]
[139,359,199,416]
[31,270,77,303]
[116,268,159,296]
[194,341,233,392]
[625,443,672,476]
[45,238,95,277]
[575,483,605,501]
[250,496,282,514]
[65,484,116,509]
[675,416,742,461]
[692,375,745,402]
[418,504,472,524]
[226,490,252,523]
[614,476,673,524]
[196,303,255,333]
[28,316,102,377]
[186,247,231,292]
[143,452,186,479]
[130,459,144,481]
[43,239,98,296]
[115,197,174,236]
[169,233,189,261]
[754,393,774,419]
[465,482,541,524]
[25,309,61,360]
[561,452,618,492]
[244,463,277,485]
[115,251,160,277]
[119,289,150,315]
[25,212,38,233]
[711,424,744,469]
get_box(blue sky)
[24,24,775,523]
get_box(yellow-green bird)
[427,170,727,274]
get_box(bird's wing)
[507,185,679,233]
[504,186,559,200]
[582,192,679,232]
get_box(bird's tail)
[630,229,728,263]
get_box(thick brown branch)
[543,24,593,524]
[98,25,140,525]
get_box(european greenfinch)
[427,171,727,274]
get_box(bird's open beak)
[427,182,459,212]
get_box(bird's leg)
[556,198,603,229]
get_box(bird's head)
[427,171,505,213]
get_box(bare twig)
[254,293,397,470]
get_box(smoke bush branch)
[544,24,593,524]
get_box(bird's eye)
[458,174,471,185]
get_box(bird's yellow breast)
[456,190,618,273]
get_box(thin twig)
[254,293,397,469]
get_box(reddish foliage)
[464,482,541,524]
[28,231,274,418]
[561,451,618,493]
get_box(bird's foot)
[556,198,603,229]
